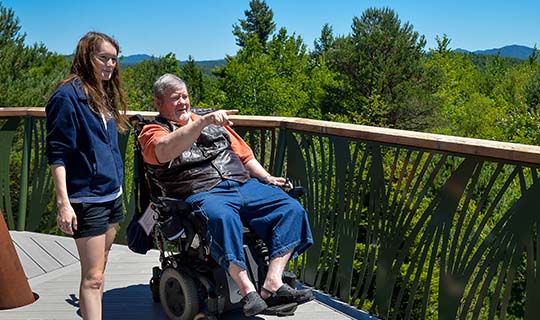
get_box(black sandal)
[241,291,267,317]
[261,284,314,306]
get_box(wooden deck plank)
[1,232,360,319]
[33,237,79,267]
[19,231,79,257]
[11,241,45,279]
[9,232,63,273]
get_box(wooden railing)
[2,107,540,319]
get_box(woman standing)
[45,32,127,320]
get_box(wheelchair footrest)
[262,302,298,316]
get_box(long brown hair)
[61,32,128,132]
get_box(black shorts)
[72,197,124,239]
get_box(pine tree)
[220,1,336,119]
[527,44,539,64]
[232,0,276,50]
[323,7,438,130]
[313,23,335,58]
[181,55,204,106]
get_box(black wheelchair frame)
[128,112,302,320]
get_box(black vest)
[145,116,251,199]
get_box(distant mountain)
[119,54,226,71]
[119,45,539,69]
[455,45,538,60]
[119,54,155,65]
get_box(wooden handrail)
[2,107,540,165]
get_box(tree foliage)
[181,55,204,106]
[232,0,275,50]
[122,53,180,111]
[0,3,68,107]
[2,0,538,143]
[220,5,336,118]
[322,7,439,130]
[313,23,335,58]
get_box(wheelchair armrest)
[287,186,305,199]
[153,197,192,242]
[261,176,305,199]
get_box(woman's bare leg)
[75,224,118,320]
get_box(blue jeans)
[185,178,313,271]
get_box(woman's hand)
[57,203,78,235]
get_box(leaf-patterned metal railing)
[2,108,540,319]
[0,117,21,229]
[25,117,55,231]
[236,118,540,320]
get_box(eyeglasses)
[95,55,118,65]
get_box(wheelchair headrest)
[129,114,145,125]
[128,114,150,139]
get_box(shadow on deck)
[1,231,371,320]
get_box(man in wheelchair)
[137,74,313,318]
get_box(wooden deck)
[1,231,372,320]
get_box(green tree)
[527,44,538,65]
[496,61,540,144]
[181,55,204,106]
[122,53,180,111]
[232,0,275,50]
[219,23,335,119]
[352,7,429,127]
[524,70,540,111]
[426,51,482,136]
[323,7,437,130]
[0,2,67,107]
[313,23,335,58]
[434,34,451,54]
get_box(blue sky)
[3,0,539,61]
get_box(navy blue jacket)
[45,79,124,199]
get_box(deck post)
[0,209,35,309]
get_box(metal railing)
[2,107,540,319]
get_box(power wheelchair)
[127,111,305,320]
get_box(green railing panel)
[3,110,540,319]
[17,117,32,230]
[234,127,280,176]
[11,119,136,237]
[26,118,54,231]
[0,117,21,229]
[270,128,540,319]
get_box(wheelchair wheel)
[150,276,160,302]
[159,267,200,320]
